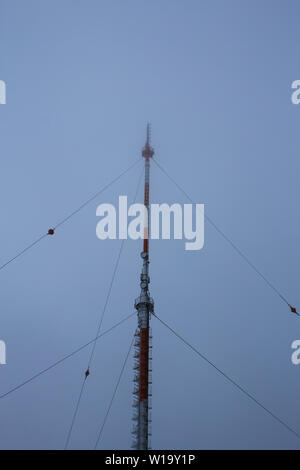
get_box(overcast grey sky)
[1,0,300,450]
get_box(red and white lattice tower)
[132,124,154,450]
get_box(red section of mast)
[133,124,154,450]
[143,180,149,253]
[139,124,153,403]
[139,328,149,401]
[142,124,153,254]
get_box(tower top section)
[142,123,154,160]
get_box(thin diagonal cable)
[64,378,86,450]
[94,332,135,449]
[88,165,144,368]
[64,166,143,449]
[0,313,135,400]
[64,313,135,450]
[153,312,300,442]
[0,159,140,274]
[0,233,48,272]
[88,241,126,368]
[54,159,140,230]
[152,158,292,308]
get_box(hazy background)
[0,0,300,450]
